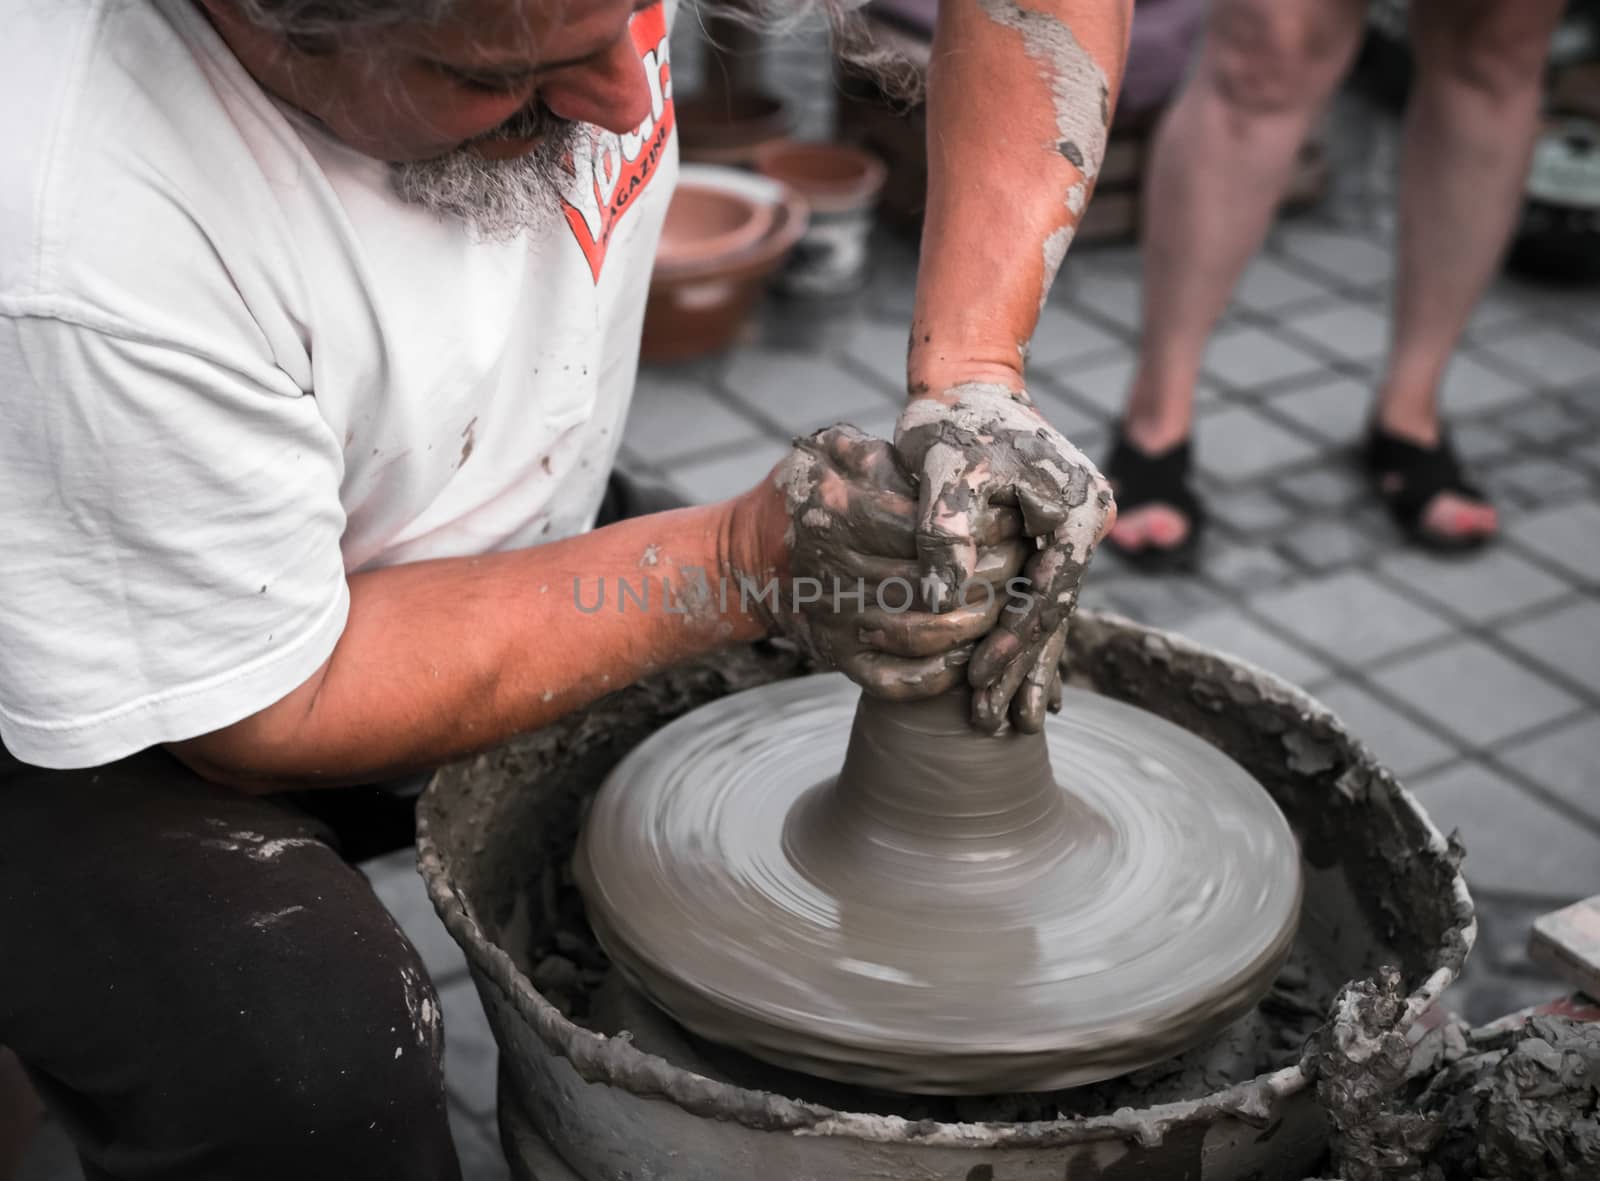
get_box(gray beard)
[389,110,584,241]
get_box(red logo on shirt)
[559,3,675,282]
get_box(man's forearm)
[910,0,1131,395]
[171,497,779,791]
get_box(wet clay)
[1306,971,1600,1181]
[417,621,1475,1181]
[767,425,1027,702]
[577,938,1337,1125]
[894,384,1112,731]
[574,674,1302,1094]
[1417,1014,1600,1180]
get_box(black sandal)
[1361,422,1494,553]
[1101,429,1207,573]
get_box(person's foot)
[1365,415,1497,551]
[1108,501,1193,552]
[1102,424,1206,571]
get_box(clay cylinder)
[783,689,1078,904]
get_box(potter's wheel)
[575,674,1302,1094]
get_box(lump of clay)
[1419,1014,1600,1181]
[1306,970,1600,1181]
[1302,967,1443,1181]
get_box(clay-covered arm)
[897,0,1129,733]
[911,0,1130,384]
[169,499,784,791]
[171,429,1016,793]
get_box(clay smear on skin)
[898,381,1103,546]
[769,432,980,693]
[978,0,1111,309]
[898,384,1108,728]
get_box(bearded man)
[0,1,1121,1176]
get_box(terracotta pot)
[675,89,792,168]
[654,182,774,272]
[755,140,887,296]
[642,166,810,363]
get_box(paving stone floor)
[19,65,1600,1181]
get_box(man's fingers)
[967,539,1077,688]
[1012,626,1067,734]
[840,647,972,701]
[1096,486,1117,545]
[973,505,1025,548]
[835,553,928,589]
[1056,478,1113,558]
[969,618,1028,692]
[796,537,1027,613]
[1012,481,1072,538]
[971,631,1044,733]
[805,482,921,560]
[856,590,1007,659]
[971,539,1030,592]
[819,427,916,497]
[969,482,1104,687]
[914,442,985,609]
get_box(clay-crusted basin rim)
[415,610,1476,1150]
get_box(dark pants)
[0,750,457,1181]
[0,471,680,1179]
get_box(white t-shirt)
[0,0,679,769]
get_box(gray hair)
[228,0,454,53]
[236,0,862,37]
[232,0,453,40]
[233,0,915,95]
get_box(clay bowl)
[753,140,887,216]
[654,181,775,272]
[676,89,792,168]
[754,140,887,295]
[641,165,809,363]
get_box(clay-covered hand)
[895,383,1114,733]
[750,424,1029,700]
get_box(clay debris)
[1306,967,1600,1180]
[1419,1014,1600,1180]
[1303,967,1441,1180]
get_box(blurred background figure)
[1106,0,1566,568]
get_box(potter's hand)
[895,383,1114,734]
[751,424,1028,699]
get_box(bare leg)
[1377,0,1564,541]
[1112,0,1368,553]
